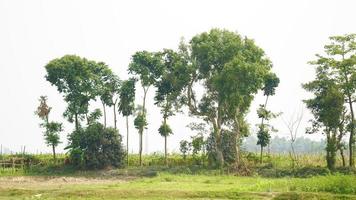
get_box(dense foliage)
[67,122,125,169]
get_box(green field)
[1,154,355,199]
[0,172,355,199]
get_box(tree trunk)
[75,113,79,130]
[235,130,240,165]
[260,146,263,164]
[259,95,269,163]
[165,135,167,166]
[52,144,56,161]
[326,130,337,170]
[347,95,355,167]
[126,116,129,166]
[85,113,89,125]
[102,101,107,127]
[113,102,117,130]
[341,52,354,167]
[340,148,346,167]
[139,131,143,166]
[290,142,297,167]
[214,128,224,168]
[139,87,148,167]
[233,107,243,166]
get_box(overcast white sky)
[0,0,355,154]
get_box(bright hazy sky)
[0,0,355,154]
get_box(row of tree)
[36,29,279,168]
[35,29,354,170]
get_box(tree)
[154,49,190,165]
[133,105,148,166]
[45,55,98,130]
[128,51,162,166]
[43,122,62,160]
[95,62,121,129]
[256,73,280,163]
[303,66,345,170]
[256,106,279,164]
[118,78,136,166]
[187,122,208,164]
[282,107,304,167]
[309,34,355,167]
[181,29,276,167]
[35,96,62,160]
[179,140,190,160]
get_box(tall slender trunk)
[341,52,354,167]
[340,148,346,167]
[85,113,89,125]
[126,116,129,166]
[52,144,56,161]
[235,129,240,165]
[165,135,167,166]
[259,95,269,163]
[75,113,79,130]
[139,131,143,166]
[102,101,107,127]
[347,96,355,167]
[139,87,149,167]
[163,113,168,166]
[290,142,297,167]
[113,101,117,130]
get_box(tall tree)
[45,55,98,130]
[118,78,136,166]
[95,62,121,129]
[35,96,62,160]
[155,49,190,165]
[256,73,280,163]
[303,65,345,170]
[309,34,356,167]
[180,29,276,167]
[128,51,162,166]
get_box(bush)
[67,122,126,169]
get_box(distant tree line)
[242,136,326,154]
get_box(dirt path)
[0,175,134,189]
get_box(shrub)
[67,122,126,169]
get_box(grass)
[0,173,355,199]
[0,153,355,199]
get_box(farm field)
[0,172,355,200]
